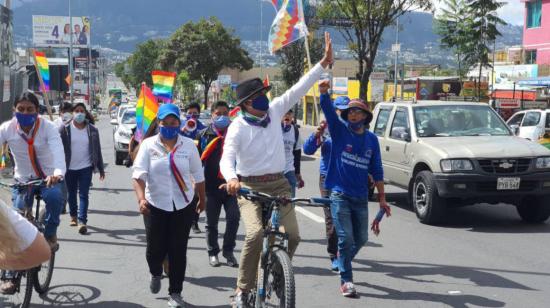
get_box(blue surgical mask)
[15,112,37,127]
[213,115,231,129]
[73,113,86,124]
[159,126,179,140]
[252,95,270,111]
[281,123,292,133]
[349,122,364,131]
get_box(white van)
[507,110,550,141]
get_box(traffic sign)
[392,44,401,52]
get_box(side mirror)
[509,124,519,135]
[110,119,118,125]
[403,132,412,142]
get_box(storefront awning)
[491,90,537,101]
[517,77,550,87]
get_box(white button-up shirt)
[132,134,204,211]
[0,117,66,182]
[220,63,326,180]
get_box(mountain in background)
[12,0,522,66]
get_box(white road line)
[295,206,325,223]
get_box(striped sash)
[18,118,46,179]
[168,145,189,203]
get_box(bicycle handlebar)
[238,188,330,207]
[0,179,46,189]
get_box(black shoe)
[192,223,202,234]
[223,252,239,268]
[149,275,161,294]
[209,255,221,267]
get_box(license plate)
[497,177,521,190]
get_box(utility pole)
[69,0,74,104]
[393,18,400,101]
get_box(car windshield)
[413,105,511,137]
[122,111,136,124]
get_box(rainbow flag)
[152,71,177,103]
[263,0,284,10]
[268,0,308,54]
[135,83,159,142]
[33,51,50,92]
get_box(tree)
[124,39,166,92]
[434,0,472,80]
[318,0,433,101]
[161,17,253,108]
[465,0,505,99]
[175,71,199,103]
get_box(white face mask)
[62,112,73,122]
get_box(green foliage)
[318,0,433,101]
[161,17,253,107]
[277,36,323,89]
[117,39,166,92]
[176,71,199,103]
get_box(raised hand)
[320,32,333,69]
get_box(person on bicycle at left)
[0,91,66,293]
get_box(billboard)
[332,77,348,95]
[32,15,90,48]
[1,5,13,64]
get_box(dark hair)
[59,102,73,113]
[285,109,294,114]
[14,91,40,108]
[211,101,229,112]
[73,102,87,112]
[185,103,201,113]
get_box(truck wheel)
[413,171,446,225]
[517,197,550,224]
[115,151,125,165]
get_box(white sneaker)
[167,293,185,307]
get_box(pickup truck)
[372,101,550,225]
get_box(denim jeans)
[12,182,63,238]
[284,171,298,198]
[330,191,369,283]
[66,166,93,224]
[320,175,338,259]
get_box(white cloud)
[434,0,524,26]
[143,30,158,37]
[118,35,138,42]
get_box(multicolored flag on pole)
[263,0,284,10]
[33,51,50,92]
[135,83,159,142]
[152,71,177,103]
[263,74,272,101]
[268,0,308,54]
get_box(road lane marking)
[296,206,325,223]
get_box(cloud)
[118,35,138,42]
[143,30,158,37]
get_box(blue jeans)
[284,171,297,198]
[66,166,93,224]
[330,191,369,283]
[12,182,63,238]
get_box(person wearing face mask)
[54,102,74,130]
[196,101,240,268]
[180,102,206,140]
[60,103,105,234]
[281,109,304,198]
[220,32,333,306]
[318,81,391,298]
[132,103,206,308]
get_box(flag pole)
[304,36,320,126]
[31,49,54,120]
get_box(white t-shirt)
[2,203,38,251]
[282,125,302,173]
[69,123,92,170]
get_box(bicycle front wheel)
[32,251,55,294]
[263,249,295,308]
[0,270,34,308]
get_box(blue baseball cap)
[333,96,350,110]
[157,103,181,120]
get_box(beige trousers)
[237,177,301,290]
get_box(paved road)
[3,94,550,306]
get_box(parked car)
[111,108,136,165]
[507,109,550,141]
[372,100,550,225]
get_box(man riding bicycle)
[0,91,66,294]
[220,32,333,307]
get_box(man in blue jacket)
[303,96,349,272]
[318,80,391,298]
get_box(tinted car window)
[390,109,410,141]
[522,112,541,127]
[507,113,525,126]
[546,113,550,129]
[374,108,392,137]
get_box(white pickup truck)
[372,101,550,225]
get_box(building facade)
[523,0,550,65]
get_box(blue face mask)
[213,115,231,129]
[15,112,37,127]
[349,121,364,131]
[281,123,292,133]
[74,112,86,124]
[159,126,179,140]
[252,95,270,111]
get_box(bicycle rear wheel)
[32,251,55,294]
[262,249,295,308]
[0,270,34,308]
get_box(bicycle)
[236,188,330,308]
[0,179,56,308]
